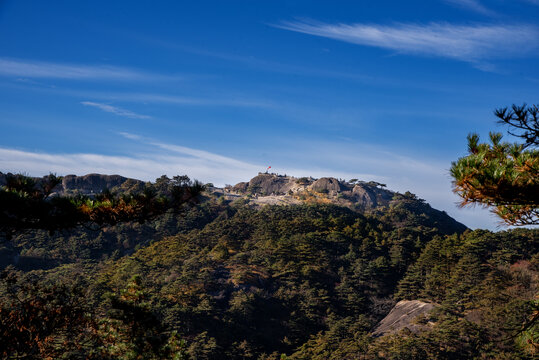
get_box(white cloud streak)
[0,141,262,189]
[443,0,496,16]
[104,93,276,109]
[8,83,277,110]
[81,101,152,119]
[277,21,539,63]
[0,58,179,82]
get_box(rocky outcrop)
[349,183,395,209]
[351,185,378,208]
[228,174,405,212]
[247,173,290,195]
[372,300,438,337]
[231,182,249,193]
[0,172,144,196]
[61,174,134,194]
[311,177,344,194]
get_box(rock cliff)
[372,300,438,337]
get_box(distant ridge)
[217,172,467,234]
[0,171,467,233]
[0,172,145,196]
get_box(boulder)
[231,182,249,193]
[247,174,289,195]
[352,185,378,208]
[311,177,343,193]
[372,300,438,337]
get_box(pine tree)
[450,104,539,226]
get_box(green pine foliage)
[0,186,537,359]
[450,133,539,226]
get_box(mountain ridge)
[0,171,467,233]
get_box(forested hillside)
[0,174,537,359]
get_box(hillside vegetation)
[0,173,537,359]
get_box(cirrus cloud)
[276,20,539,64]
[443,0,496,16]
[0,58,181,82]
[81,101,152,119]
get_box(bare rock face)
[311,177,344,194]
[247,174,289,195]
[227,175,398,211]
[345,183,395,210]
[231,182,249,193]
[351,185,378,208]
[372,300,438,337]
[226,173,405,212]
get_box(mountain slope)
[2,172,536,359]
[95,203,462,358]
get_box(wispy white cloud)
[104,93,276,109]
[0,58,180,82]
[0,139,263,188]
[443,0,496,16]
[81,101,151,119]
[6,81,278,110]
[277,21,539,64]
[117,132,143,140]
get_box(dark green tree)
[452,105,539,354]
[0,269,104,359]
[0,173,205,240]
[450,104,539,226]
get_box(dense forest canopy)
[0,171,537,359]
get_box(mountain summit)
[221,173,395,210]
[211,172,466,234]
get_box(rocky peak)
[311,177,345,194]
[220,173,467,234]
[225,173,396,211]
[247,173,290,195]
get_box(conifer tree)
[450,104,539,226]
[0,173,205,240]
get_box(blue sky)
[1,0,539,229]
